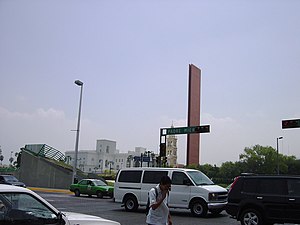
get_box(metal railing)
[22,144,65,162]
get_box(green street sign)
[164,125,210,135]
[282,119,300,129]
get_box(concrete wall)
[18,150,74,189]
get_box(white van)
[114,167,227,217]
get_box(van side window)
[143,171,168,184]
[172,172,190,185]
[118,171,142,183]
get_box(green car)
[70,179,114,198]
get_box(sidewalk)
[28,187,73,194]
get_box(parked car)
[226,175,300,225]
[70,179,114,198]
[114,167,228,217]
[0,175,26,187]
[0,184,120,225]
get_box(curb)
[28,187,73,194]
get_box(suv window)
[242,178,258,193]
[143,171,168,184]
[118,171,142,183]
[258,179,287,195]
[288,179,300,196]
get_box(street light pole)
[276,136,283,175]
[72,80,83,184]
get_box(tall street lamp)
[276,136,283,175]
[72,80,83,183]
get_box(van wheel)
[124,195,138,212]
[74,189,80,197]
[190,200,208,217]
[240,208,263,225]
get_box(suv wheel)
[240,208,263,225]
[190,200,208,217]
[124,195,138,212]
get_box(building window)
[106,146,109,153]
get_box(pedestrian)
[146,175,172,225]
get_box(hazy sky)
[1,0,300,166]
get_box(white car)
[0,184,121,225]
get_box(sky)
[1,0,300,166]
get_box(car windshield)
[3,176,18,182]
[0,193,58,224]
[93,180,107,186]
[187,171,214,185]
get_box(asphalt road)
[37,191,240,225]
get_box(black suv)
[226,175,300,225]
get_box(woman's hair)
[160,175,172,185]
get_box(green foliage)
[239,145,277,174]
[186,164,199,169]
[194,144,300,186]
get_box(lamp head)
[75,80,83,86]
[278,136,283,140]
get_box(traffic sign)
[164,125,210,135]
[133,156,150,162]
[282,119,300,129]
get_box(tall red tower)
[186,64,201,165]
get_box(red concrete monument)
[186,64,201,165]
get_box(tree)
[286,159,300,175]
[240,145,296,174]
[13,151,22,168]
[219,161,241,182]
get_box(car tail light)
[229,176,240,192]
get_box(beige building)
[166,127,178,167]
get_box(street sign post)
[282,119,300,129]
[159,125,210,167]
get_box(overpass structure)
[18,144,83,189]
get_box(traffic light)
[160,143,166,157]
[156,156,161,165]
[282,119,300,129]
[162,157,167,164]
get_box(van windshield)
[187,171,214,185]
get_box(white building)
[65,139,156,173]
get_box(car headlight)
[209,193,218,201]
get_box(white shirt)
[146,184,169,225]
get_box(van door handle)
[289,198,295,201]
[256,196,263,200]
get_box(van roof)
[118,167,198,172]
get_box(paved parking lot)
[37,191,238,225]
